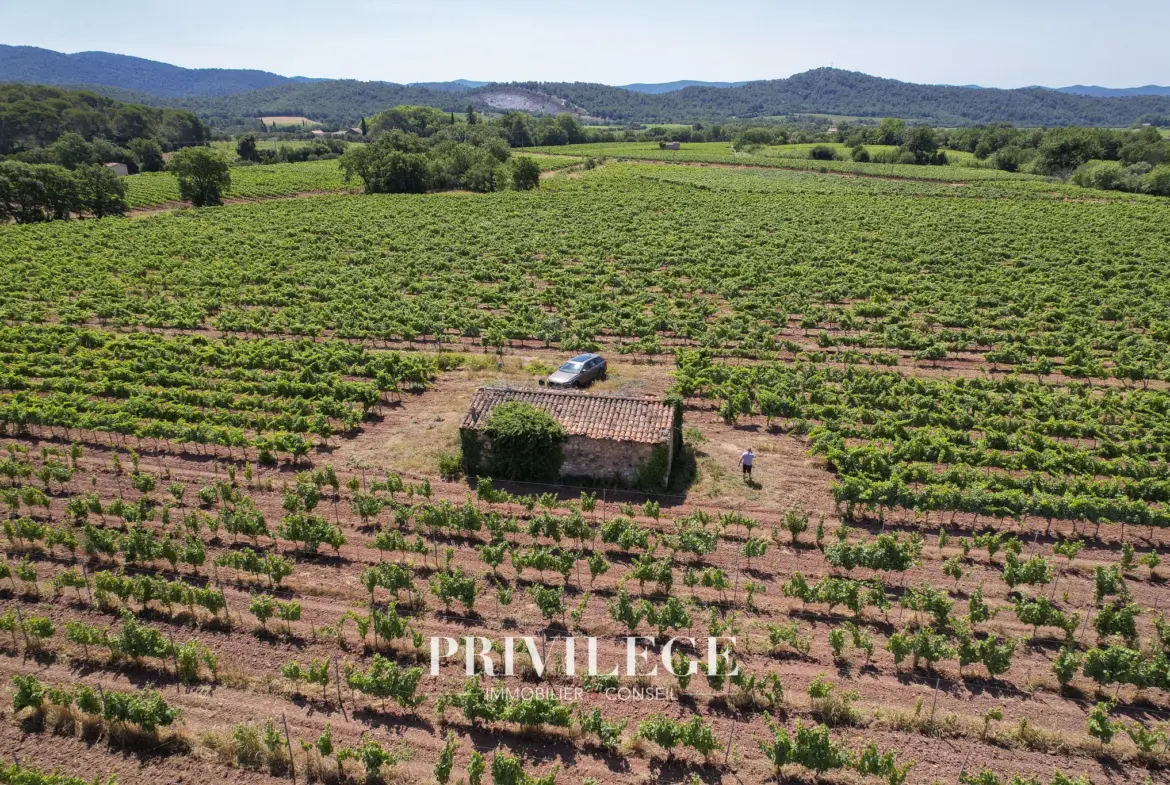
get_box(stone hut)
[460,387,676,487]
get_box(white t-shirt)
[741,451,754,467]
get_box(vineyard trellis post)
[729,502,744,609]
[334,655,347,719]
[219,582,230,627]
[14,605,26,647]
[282,712,297,783]
[929,676,940,724]
[168,631,180,689]
[82,561,93,603]
[955,748,972,784]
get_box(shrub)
[767,621,812,655]
[434,732,458,784]
[578,707,626,749]
[633,444,671,490]
[637,713,721,759]
[12,673,45,712]
[888,627,954,671]
[808,673,860,726]
[1143,165,1170,196]
[468,750,486,785]
[483,401,567,481]
[100,688,179,731]
[345,654,424,710]
[489,750,556,785]
[438,452,464,480]
[758,717,851,775]
[430,569,478,612]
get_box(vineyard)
[1,157,1169,785]
[676,351,1170,529]
[522,142,1060,182]
[3,163,1169,378]
[124,160,354,208]
[122,155,582,210]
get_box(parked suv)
[546,353,607,388]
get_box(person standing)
[740,447,755,481]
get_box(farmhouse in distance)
[460,387,677,487]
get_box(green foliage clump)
[484,401,567,482]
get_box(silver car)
[546,353,607,389]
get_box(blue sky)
[1,0,1166,87]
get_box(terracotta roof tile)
[461,387,673,445]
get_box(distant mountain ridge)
[619,80,751,93]
[407,79,490,92]
[505,71,1170,126]
[0,45,305,97]
[1057,84,1170,97]
[3,45,1169,127]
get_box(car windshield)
[558,362,584,373]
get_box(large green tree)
[341,137,431,194]
[128,138,165,172]
[1037,128,1105,176]
[236,134,260,163]
[0,161,79,223]
[48,133,94,170]
[168,147,231,207]
[902,127,946,165]
[74,164,128,219]
[511,157,541,190]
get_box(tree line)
[0,145,235,223]
[0,84,209,155]
[338,106,543,194]
[0,160,127,222]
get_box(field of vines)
[1,430,1168,785]
[4,163,1169,378]
[0,158,1168,785]
[125,156,579,210]
[124,159,353,208]
[522,142,1052,182]
[523,153,587,171]
[0,326,444,458]
[677,351,1170,530]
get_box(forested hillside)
[171,81,470,127]
[139,69,1170,128]
[0,45,296,97]
[0,84,209,154]
[513,69,1170,125]
[4,45,1170,128]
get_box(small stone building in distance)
[460,387,676,487]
